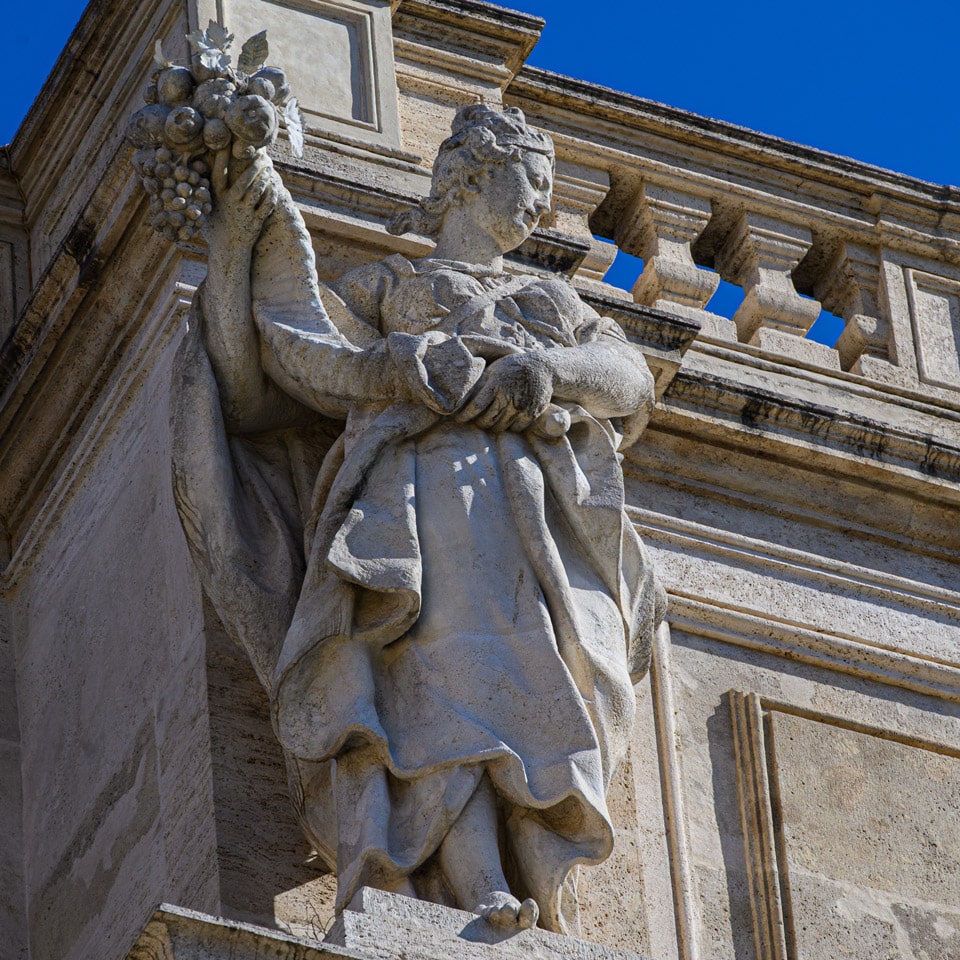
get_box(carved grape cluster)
[125,22,303,243]
[133,149,212,243]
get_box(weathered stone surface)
[326,888,651,960]
[4,1,960,959]
[125,903,363,960]
[170,98,665,935]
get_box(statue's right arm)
[200,160,310,433]
[201,159,413,428]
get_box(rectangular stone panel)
[213,0,401,148]
[905,268,960,388]
[730,693,960,960]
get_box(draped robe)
[171,220,666,934]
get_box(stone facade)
[2,2,959,959]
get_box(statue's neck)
[430,209,505,272]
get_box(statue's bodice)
[354,255,590,353]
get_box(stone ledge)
[326,888,651,960]
[125,893,653,960]
[125,903,364,960]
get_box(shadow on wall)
[601,245,845,347]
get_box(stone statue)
[169,100,666,935]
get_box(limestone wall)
[2,2,959,959]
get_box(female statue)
[172,103,665,935]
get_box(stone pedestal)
[328,889,650,960]
[126,891,651,960]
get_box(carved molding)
[729,691,790,960]
[669,595,960,704]
[661,368,960,489]
[197,0,403,149]
[905,267,960,390]
[126,903,338,959]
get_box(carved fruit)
[132,148,154,174]
[253,67,288,102]
[202,117,231,151]
[157,67,196,105]
[126,104,171,147]
[143,83,159,104]
[232,140,258,160]
[246,77,275,102]
[225,95,278,147]
[165,106,204,145]
[194,78,236,119]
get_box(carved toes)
[478,893,539,931]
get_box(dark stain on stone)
[30,714,160,960]
[739,396,773,429]
[64,215,103,289]
[891,900,960,960]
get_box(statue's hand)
[202,152,277,258]
[386,333,485,414]
[456,352,553,432]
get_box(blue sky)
[5,0,957,343]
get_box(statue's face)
[473,150,553,253]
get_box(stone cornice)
[10,0,179,268]
[0,249,197,582]
[666,592,960,704]
[126,903,366,960]
[395,0,543,79]
[510,66,960,208]
[660,366,960,492]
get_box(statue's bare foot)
[478,891,539,930]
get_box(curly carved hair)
[387,104,555,239]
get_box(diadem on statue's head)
[387,104,554,239]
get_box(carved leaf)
[284,98,304,158]
[153,39,172,68]
[187,27,232,73]
[206,20,234,50]
[238,31,269,74]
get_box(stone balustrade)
[506,67,960,400]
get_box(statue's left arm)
[459,311,654,437]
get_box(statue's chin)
[496,221,535,256]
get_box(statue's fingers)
[486,401,524,433]
[473,394,511,430]
[254,181,276,217]
[456,381,496,423]
[228,155,268,203]
[240,169,264,203]
[507,410,535,433]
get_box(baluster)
[815,242,896,377]
[715,212,838,368]
[615,183,735,338]
[551,159,618,285]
